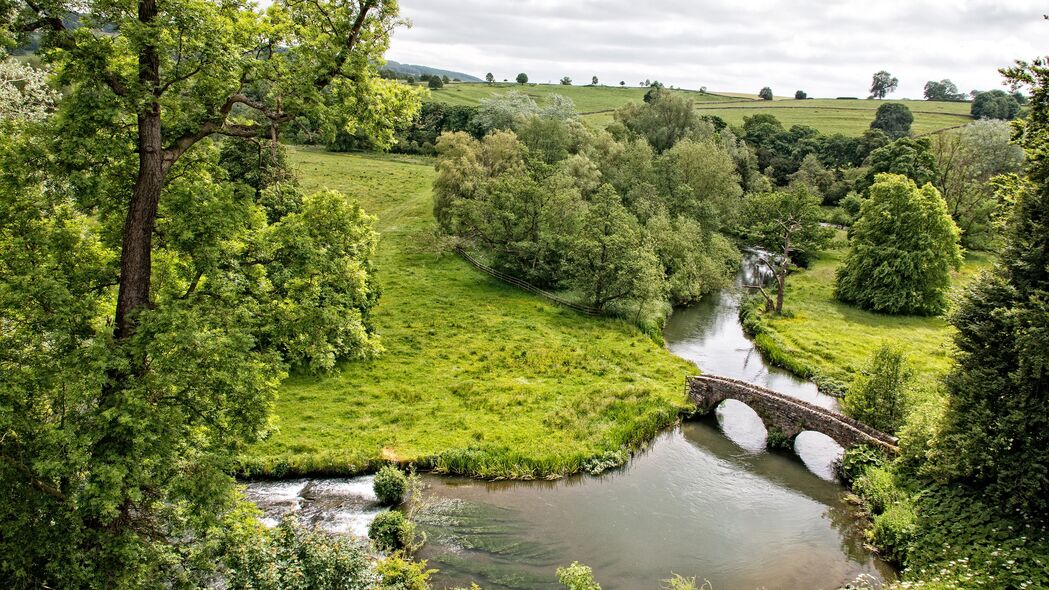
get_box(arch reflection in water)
[714,398,768,453]
[795,431,846,481]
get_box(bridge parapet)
[688,375,899,454]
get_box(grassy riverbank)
[242,148,696,479]
[743,238,993,394]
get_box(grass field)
[427,82,974,136]
[751,239,993,393]
[242,148,696,479]
[426,81,740,112]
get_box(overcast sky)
[384,0,1046,98]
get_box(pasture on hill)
[426,82,974,136]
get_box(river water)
[245,256,893,589]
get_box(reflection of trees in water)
[823,500,898,580]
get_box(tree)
[932,57,1049,518]
[620,80,625,87]
[563,185,663,310]
[741,187,833,313]
[931,119,1024,249]
[835,174,962,315]
[869,71,899,99]
[1,0,416,585]
[655,139,743,229]
[759,86,774,100]
[441,74,450,84]
[842,345,913,434]
[862,136,937,191]
[560,76,572,85]
[516,72,528,84]
[795,90,808,100]
[615,91,703,152]
[923,79,964,101]
[970,89,1021,120]
[428,76,444,89]
[485,72,495,84]
[0,53,59,121]
[870,102,913,139]
[592,75,599,85]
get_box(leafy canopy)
[835,173,962,315]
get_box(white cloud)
[386,0,1046,97]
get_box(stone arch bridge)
[688,374,899,454]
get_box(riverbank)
[739,241,993,395]
[241,148,696,479]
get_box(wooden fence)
[454,247,603,316]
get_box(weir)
[688,374,900,454]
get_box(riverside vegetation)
[2,0,1047,587]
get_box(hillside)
[427,82,974,136]
[384,60,482,82]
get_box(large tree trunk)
[114,0,162,340]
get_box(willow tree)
[1,0,419,586]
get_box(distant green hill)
[427,82,974,136]
[384,60,482,82]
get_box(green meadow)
[426,81,740,111]
[243,148,696,479]
[752,239,992,392]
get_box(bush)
[225,516,377,590]
[868,501,916,563]
[836,444,885,484]
[852,466,901,514]
[557,562,601,590]
[841,345,913,434]
[376,556,435,590]
[368,511,415,552]
[374,465,408,505]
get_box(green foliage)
[516,72,528,84]
[369,511,416,553]
[376,556,436,590]
[374,465,409,506]
[835,174,962,315]
[225,516,377,590]
[853,466,903,514]
[741,186,833,313]
[614,90,709,152]
[560,76,572,85]
[868,500,917,563]
[870,103,914,139]
[870,71,899,99]
[842,345,914,434]
[971,89,1021,120]
[795,90,807,100]
[428,76,444,90]
[931,120,1024,249]
[923,79,965,102]
[930,57,1049,518]
[862,137,937,192]
[556,562,601,590]
[759,86,774,100]
[836,444,887,484]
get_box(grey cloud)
[388,0,1045,97]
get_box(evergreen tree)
[933,57,1049,517]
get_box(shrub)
[867,501,917,563]
[836,444,885,484]
[661,574,709,589]
[852,466,901,514]
[225,516,377,590]
[841,345,913,434]
[557,562,601,590]
[374,465,408,505]
[368,511,415,552]
[376,556,435,590]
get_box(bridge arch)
[688,375,899,454]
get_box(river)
[245,255,893,589]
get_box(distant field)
[427,82,740,112]
[425,81,973,138]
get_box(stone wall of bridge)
[688,375,899,454]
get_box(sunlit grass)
[755,245,993,392]
[426,81,740,111]
[242,148,696,478]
